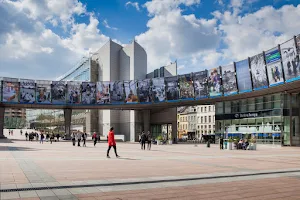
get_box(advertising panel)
[208,68,222,97]
[124,80,138,103]
[193,71,208,99]
[20,79,35,103]
[51,81,66,104]
[280,38,300,82]
[250,53,268,90]
[137,79,152,103]
[296,35,300,55]
[2,78,19,102]
[235,59,252,93]
[81,82,96,104]
[165,76,179,101]
[221,64,238,96]
[151,77,165,102]
[266,61,284,87]
[110,81,125,104]
[178,73,194,100]
[0,80,2,102]
[265,47,281,64]
[67,82,81,104]
[36,80,51,104]
[96,82,110,104]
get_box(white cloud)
[125,1,140,11]
[103,19,118,30]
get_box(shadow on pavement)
[0,146,38,151]
[0,138,14,143]
[117,157,141,160]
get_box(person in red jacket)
[107,127,119,158]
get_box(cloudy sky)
[0,0,300,80]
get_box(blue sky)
[0,0,300,79]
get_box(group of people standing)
[139,131,152,150]
[71,132,87,147]
[25,131,58,144]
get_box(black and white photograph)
[51,81,66,104]
[36,81,51,104]
[250,53,268,90]
[96,82,110,104]
[193,71,208,99]
[137,79,152,103]
[179,73,194,100]
[124,80,138,103]
[110,81,125,104]
[67,82,81,104]
[280,38,300,82]
[165,76,179,101]
[81,82,96,104]
[208,68,222,97]
[20,79,35,103]
[221,64,238,96]
[296,35,300,55]
[266,61,284,87]
[151,77,165,102]
[235,59,252,93]
[2,78,19,103]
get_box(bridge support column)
[143,110,150,134]
[64,108,72,137]
[0,107,5,139]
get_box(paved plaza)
[1,135,300,200]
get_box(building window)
[205,116,207,123]
[205,125,207,129]
[201,117,203,123]
[201,125,203,129]
[209,125,211,129]
[209,106,211,112]
[198,125,200,129]
[209,116,211,123]
[201,107,203,112]
[204,107,207,112]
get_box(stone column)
[0,107,5,139]
[142,110,150,133]
[64,108,72,136]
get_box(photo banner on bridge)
[36,80,51,104]
[193,70,208,99]
[280,38,300,82]
[51,81,66,104]
[151,77,165,103]
[178,73,194,100]
[81,82,96,104]
[165,76,179,102]
[137,79,152,103]
[221,64,238,96]
[20,79,35,103]
[265,47,281,64]
[2,78,19,103]
[266,61,284,87]
[296,35,300,55]
[96,82,110,104]
[124,80,138,103]
[208,67,222,97]
[235,59,252,93]
[67,82,81,104]
[250,53,268,90]
[110,81,125,104]
[0,79,2,102]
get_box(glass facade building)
[215,93,300,146]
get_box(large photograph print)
[124,80,138,103]
[20,79,35,103]
[265,47,281,64]
[51,81,66,104]
[137,79,152,103]
[67,82,81,104]
[2,78,19,103]
[221,64,238,96]
[151,77,165,102]
[179,74,194,100]
[281,38,300,82]
[250,53,268,90]
[235,59,252,93]
[110,81,125,104]
[266,61,284,87]
[96,82,110,104]
[81,82,96,104]
[193,71,208,99]
[208,68,222,97]
[165,76,179,101]
[296,35,300,55]
[36,81,51,104]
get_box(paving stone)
[19,190,38,198]
[36,190,56,197]
[0,192,20,200]
[52,189,72,196]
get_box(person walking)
[92,132,97,147]
[71,132,76,146]
[20,130,23,135]
[140,131,146,150]
[76,132,81,147]
[25,132,28,141]
[11,130,13,136]
[107,127,119,158]
[50,133,54,144]
[220,137,224,150]
[147,131,152,150]
[36,133,39,141]
[82,133,86,147]
[40,133,44,144]
[46,133,50,142]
